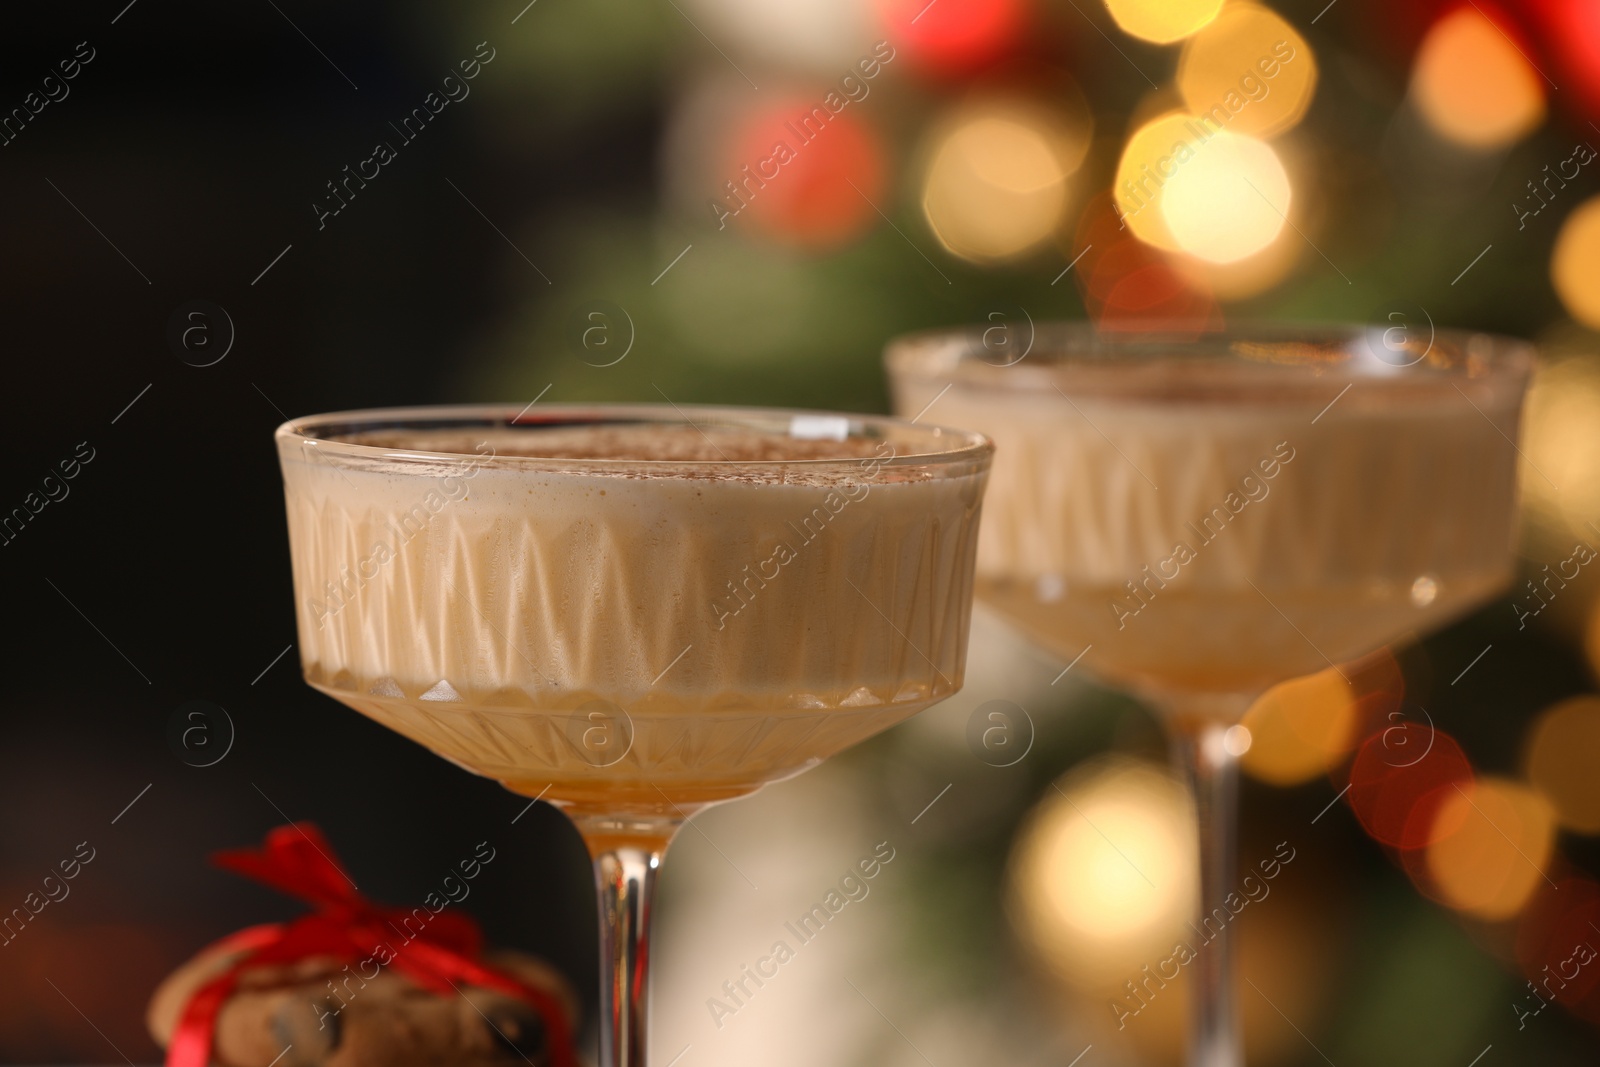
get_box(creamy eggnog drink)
[888,327,1530,699]
[277,409,991,816]
[887,322,1533,1067]
[276,405,991,1067]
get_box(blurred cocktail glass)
[887,323,1532,1065]
[275,404,991,1067]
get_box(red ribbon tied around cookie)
[168,822,575,1067]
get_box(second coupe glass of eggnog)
[275,405,991,1067]
[886,322,1533,1067]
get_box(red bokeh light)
[1345,723,1474,849]
[1363,0,1544,69]
[1071,193,1221,334]
[719,102,888,250]
[1528,0,1600,120]
[878,0,1028,76]
[1516,876,1600,1023]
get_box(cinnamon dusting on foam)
[335,424,894,462]
[323,423,957,485]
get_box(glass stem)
[581,818,680,1067]
[1169,710,1245,1067]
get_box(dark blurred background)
[4,0,1600,1062]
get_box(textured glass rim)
[883,319,1536,394]
[275,402,994,471]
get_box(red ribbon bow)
[169,823,575,1067]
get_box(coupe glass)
[885,322,1533,1066]
[274,404,991,1067]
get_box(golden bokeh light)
[1240,667,1359,786]
[1410,7,1546,150]
[1104,0,1223,45]
[1169,132,1315,297]
[1114,111,1197,252]
[1177,2,1317,139]
[1007,758,1194,988]
[1425,777,1555,920]
[921,99,1087,263]
[1552,197,1600,329]
[1172,223,1301,299]
[1526,695,1600,833]
[1519,343,1600,538]
[1160,129,1290,263]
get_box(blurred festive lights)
[1240,667,1359,786]
[1010,756,1341,1062]
[1528,0,1600,122]
[1113,111,1292,265]
[1410,6,1546,151]
[1103,0,1223,45]
[1177,2,1316,139]
[684,0,873,72]
[1007,758,1194,987]
[1159,128,1290,263]
[1114,112,1197,252]
[720,102,887,248]
[1171,223,1302,299]
[1423,777,1556,920]
[1346,724,1474,849]
[1526,696,1600,833]
[920,99,1086,263]
[1314,644,1600,1015]
[1515,877,1600,1022]
[1519,348,1600,536]
[878,0,1025,75]
[1552,197,1600,329]
[1073,193,1221,331]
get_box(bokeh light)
[1115,111,1199,252]
[1160,129,1291,263]
[722,101,888,248]
[1344,645,1408,714]
[1172,227,1302,299]
[1529,0,1600,123]
[1104,0,1223,45]
[1177,2,1317,139]
[1410,5,1546,150]
[1007,758,1194,988]
[878,0,1025,75]
[1551,196,1600,329]
[684,0,873,72]
[920,98,1087,263]
[1423,777,1556,920]
[1240,667,1360,786]
[1114,112,1291,264]
[1516,877,1600,1021]
[1347,724,1474,849]
[1009,755,1343,1065]
[1526,695,1600,833]
[1519,344,1600,536]
[1074,192,1222,331]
